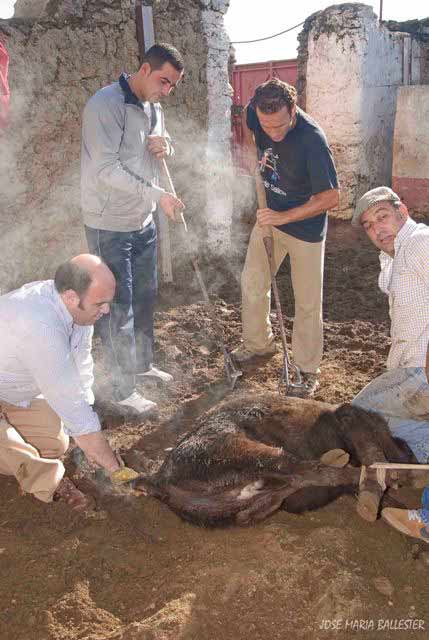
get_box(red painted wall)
[0,41,10,129]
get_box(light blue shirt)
[0,280,101,436]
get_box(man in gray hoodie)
[81,43,184,414]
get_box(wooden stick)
[370,462,429,470]
[161,158,187,232]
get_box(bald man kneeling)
[0,254,137,510]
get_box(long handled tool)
[161,159,242,390]
[255,167,307,397]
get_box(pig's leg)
[218,433,292,474]
[334,405,391,522]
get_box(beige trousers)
[0,399,69,503]
[241,224,325,373]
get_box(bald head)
[55,254,116,325]
[70,253,115,289]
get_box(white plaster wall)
[201,0,233,252]
[359,16,404,200]
[393,86,429,180]
[305,4,419,217]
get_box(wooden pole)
[135,3,174,283]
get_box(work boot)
[231,342,277,363]
[301,372,320,397]
[136,366,173,384]
[287,372,320,398]
[117,391,157,415]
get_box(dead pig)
[133,393,417,527]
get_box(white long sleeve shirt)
[378,218,429,370]
[0,280,101,436]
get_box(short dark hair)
[54,261,93,297]
[143,43,184,73]
[253,78,297,115]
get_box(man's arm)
[74,432,120,472]
[72,326,96,405]
[147,110,175,159]
[82,95,165,202]
[405,236,429,383]
[257,188,339,226]
[24,324,121,473]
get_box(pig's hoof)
[356,489,380,522]
[320,449,350,468]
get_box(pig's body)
[135,393,415,527]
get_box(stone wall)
[0,0,233,292]
[297,3,424,218]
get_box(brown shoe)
[381,507,429,543]
[53,477,94,512]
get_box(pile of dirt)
[1,220,429,640]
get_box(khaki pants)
[0,399,69,503]
[241,224,325,373]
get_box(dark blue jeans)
[85,223,158,400]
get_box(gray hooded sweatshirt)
[81,73,170,232]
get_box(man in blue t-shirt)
[232,79,339,396]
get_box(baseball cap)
[352,186,401,227]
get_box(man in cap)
[351,186,429,541]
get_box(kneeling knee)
[53,432,70,458]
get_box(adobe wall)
[0,0,233,292]
[297,3,424,218]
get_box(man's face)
[360,202,406,256]
[256,105,295,142]
[139,62,183,102]
[71,279,115,326]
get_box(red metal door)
[231,59,297,172]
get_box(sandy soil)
[1,219,429,640]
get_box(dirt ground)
[1,219,429,640]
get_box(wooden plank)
[135,3,174,283]
[370,462,429,470]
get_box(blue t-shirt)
[247,104,338,243]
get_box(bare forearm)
[286,189,339,222]
[74,431,120,473]
[257,189,339,227]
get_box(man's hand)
[110,467,140,485]
[256,207,286,227]
[147,135,170,159]
[74,431,121,473]
[159,192,185,221]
